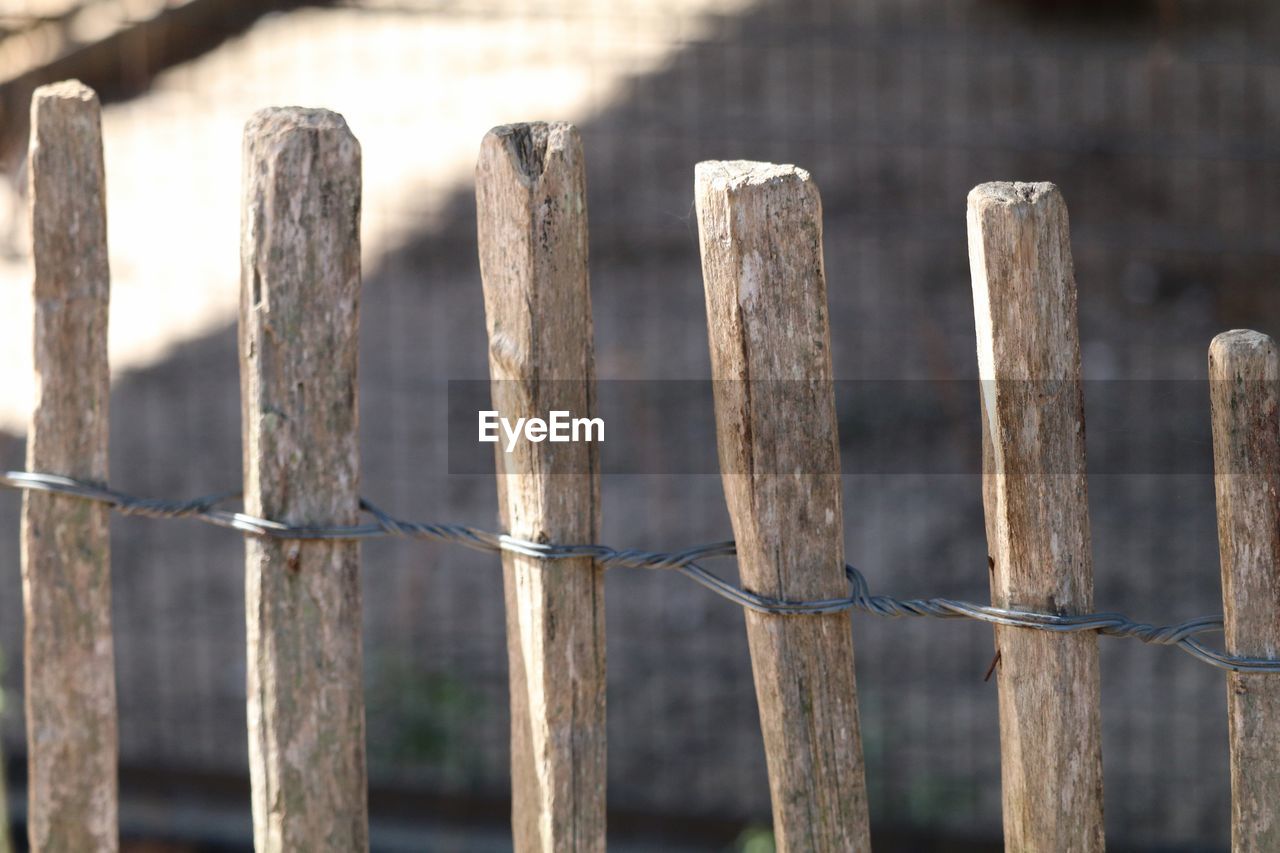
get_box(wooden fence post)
[239,108,367,852]
[967,182,1105,851]
[694,161,872,852]
[1208,329,1280,851]
[23,79,117,853]
[475,122,605,853]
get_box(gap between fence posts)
[694,160,872,852]
[967,182,1105,851]
[476,122,606,853]
[23,79,118,853]
[1208,330,1280,851]
[239,107,368,852]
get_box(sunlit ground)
[0,0,751,432]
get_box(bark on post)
[1208,329,1280,851]
[476,122,605,853]
[239,108,367,852]
[694,160,871,852]
[22,79,117,853]
[967,182,1105,851]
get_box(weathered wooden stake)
[967,182,1105,851]
[23,79,117,853]
[1208,329,1280,851]
[476,122,605,853]
[694,161,871,852]
[240,108,367,852]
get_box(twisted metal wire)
[2,470,1273,673]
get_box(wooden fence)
[10,79,1280,852]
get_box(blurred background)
[1,0,1278,850]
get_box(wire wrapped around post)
[2,469,1278,672]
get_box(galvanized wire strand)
[2,469,1274,673]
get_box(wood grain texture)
[239,107,367,853]
[694,161,871,852]
[23,79,117,853]
[967,181,1104,852]
[476,122,605,853]
[1208,329,1280,852]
